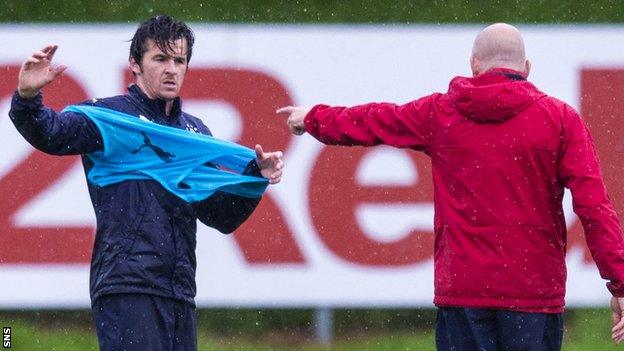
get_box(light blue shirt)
[62,105,268,202]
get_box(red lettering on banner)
[309,146,434,266]
[125,69,305,263]
[571,68,624,262]
[0,65,93,264]
[5,65,618,267]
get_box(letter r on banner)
[0,65,93,264]
[126,68,306,264]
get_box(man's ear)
[470,55,480,77]
[129,57,142,76]
[523,59,532,78]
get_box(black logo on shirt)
[131,132,175,163]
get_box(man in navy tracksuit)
[9,15,284,350]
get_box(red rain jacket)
[304,68,624,313]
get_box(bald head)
[470,23,530,77]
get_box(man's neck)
[133,84,176,117]
[164,101,173,116]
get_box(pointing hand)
[276,106,310,136]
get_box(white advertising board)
[0,24,623,308]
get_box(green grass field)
[0,308,617,350]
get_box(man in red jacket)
[278,23,624,350]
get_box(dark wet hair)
[129,15,195,65]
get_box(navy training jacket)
[9,85,263,305]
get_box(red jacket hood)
[447,68,546,122]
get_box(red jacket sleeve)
[303,94,439,152]
[559,104,624,296]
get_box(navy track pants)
[92,293,197,351]
[435,307,564,351]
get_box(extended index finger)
[276,106,294,115]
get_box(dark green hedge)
[2,0,624,23]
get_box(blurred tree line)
[2,0,624,24]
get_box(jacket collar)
[483,67,528,81]
[447,68,545,123]
[127,84,183,120]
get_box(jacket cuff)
[304,104,326,135]
[607,281,624,297]
[12,90,43,106]
[10,90,43,117]
[243,159,262,178]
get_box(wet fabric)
[435,307,564,351]
[9,85,263,307]
[62,104,268,202]
[93,293,197,351]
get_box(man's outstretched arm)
[9,45,102,155]
[193,177,261,234]
[277,95,439,150]
[194,144,284,234]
